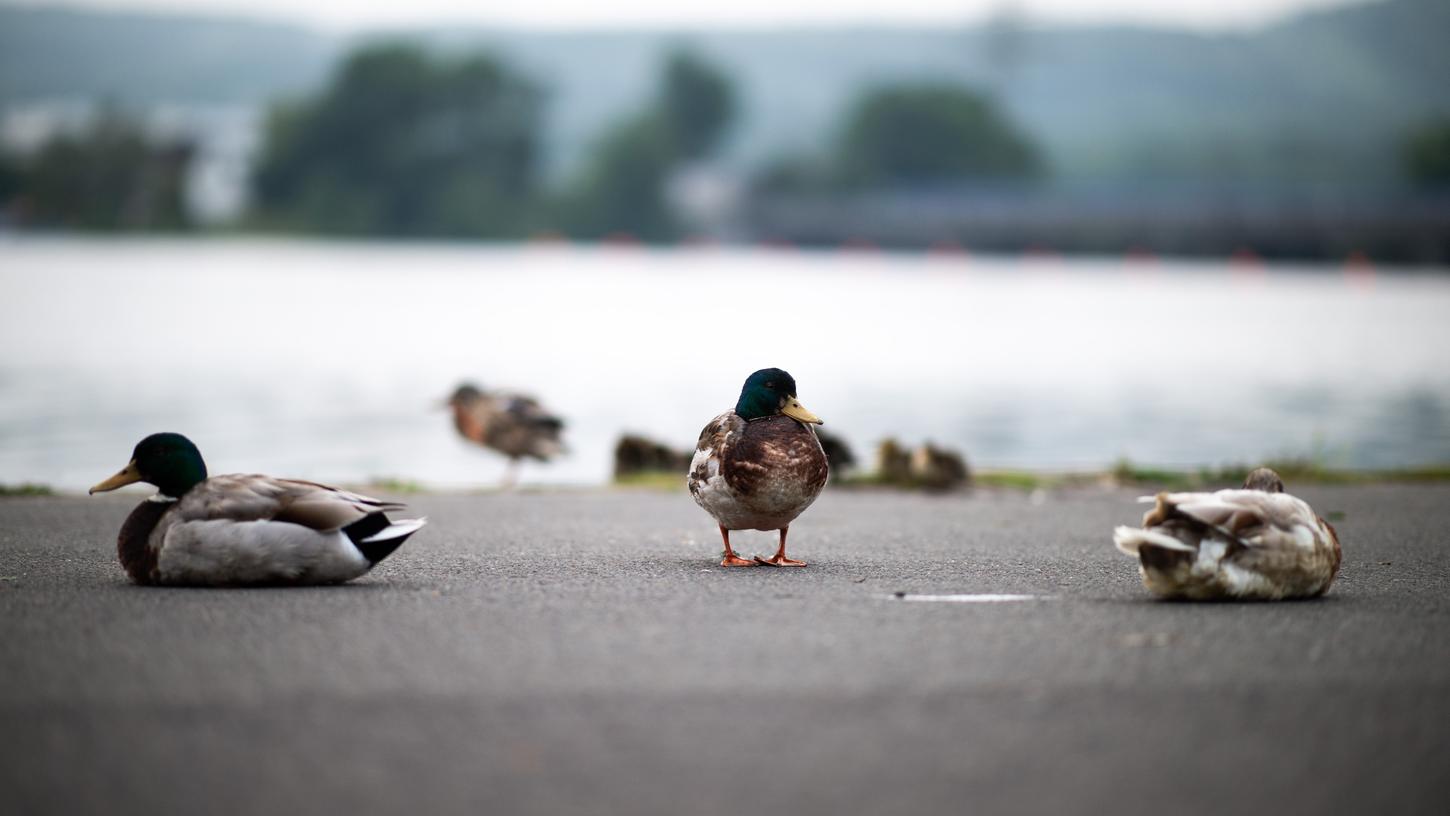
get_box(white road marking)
[888,593,1047,603]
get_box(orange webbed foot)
[754,554,808,567]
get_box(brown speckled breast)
[722,415,828,501]
[117,500,169,585]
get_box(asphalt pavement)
[2,484,1448,815]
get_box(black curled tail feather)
[1138,542,1194,573]
[343,512,424,566]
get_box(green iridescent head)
[734,368,824,424]
[90,432,209,499]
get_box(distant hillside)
[0,5,336,104]
[1,0,1446,189]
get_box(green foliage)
[660,51,736,161]
[250,43,543,238]
[1109,458,1450,488]
[973,470,1046,490]
[836,84,1041,188]
[612,472,687,491]
[554,113,679,241]
[3,109,192,230]
[0,483,54,496]
[1403,119,1450,186]
[362,477,426,494]
[847,461,1450,493]
[553,49,736,242]
[0,150,20,202]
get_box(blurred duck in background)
[909,443,970,491]
[874,438,970,490]
[1113,467,1342,601]
[445,382,566,488]
[814,428,857,478]
[88,433,425,586]
[614,434,692,481]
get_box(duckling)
[89,433,425,586]
[875,438,913,486]
[688,368,828,567]
[614,434,692,480]
[445,382,565,486]
[909,442,970,490]
[1113,467,1341,600]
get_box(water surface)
[2,238,1447,490]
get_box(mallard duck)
[688,368,828,567]
[89,433,425,586]
[445,382,565,486]
[1113,468,1341,600]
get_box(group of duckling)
[89,368,1341,600]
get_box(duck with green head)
[688,368,828,567]
[90,432,425,586]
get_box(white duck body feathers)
[1114,488,1341,600]
[688,412,829,531]
[119,475,425,586]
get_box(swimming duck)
[89,433,425,586]
[445,382,565,486]
[1113,467,1341,600]
[688,368,828,567]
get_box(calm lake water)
[2,237,1448,490]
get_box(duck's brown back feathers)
[1115,489,1341,600]
[451,391,564,461]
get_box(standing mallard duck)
[1113,468,1341,600]
[688,368,828,567]
[89,433,425,586]
[445,382,565,487]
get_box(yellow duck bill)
[90,460,143,494]
[781,397,823,425]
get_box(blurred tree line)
[243,42,1043,241]
[756,83,1041,195]
[1403,120,1450,188]
[0,108,192,230]
[551,51,737,242]
[251,45,540,237]
[7,38,1444,240]
[249,44,741,241]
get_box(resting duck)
[445,382,565,486]
[1113,467,1341,600]
[688,368,828,567]
[89,433,425,586]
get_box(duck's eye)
[765,381,777,389]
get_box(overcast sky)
[10,0,1362,30]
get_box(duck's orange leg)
[719,525,756,567]
[756,526,807,567]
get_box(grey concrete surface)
[2,485,1448,815]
